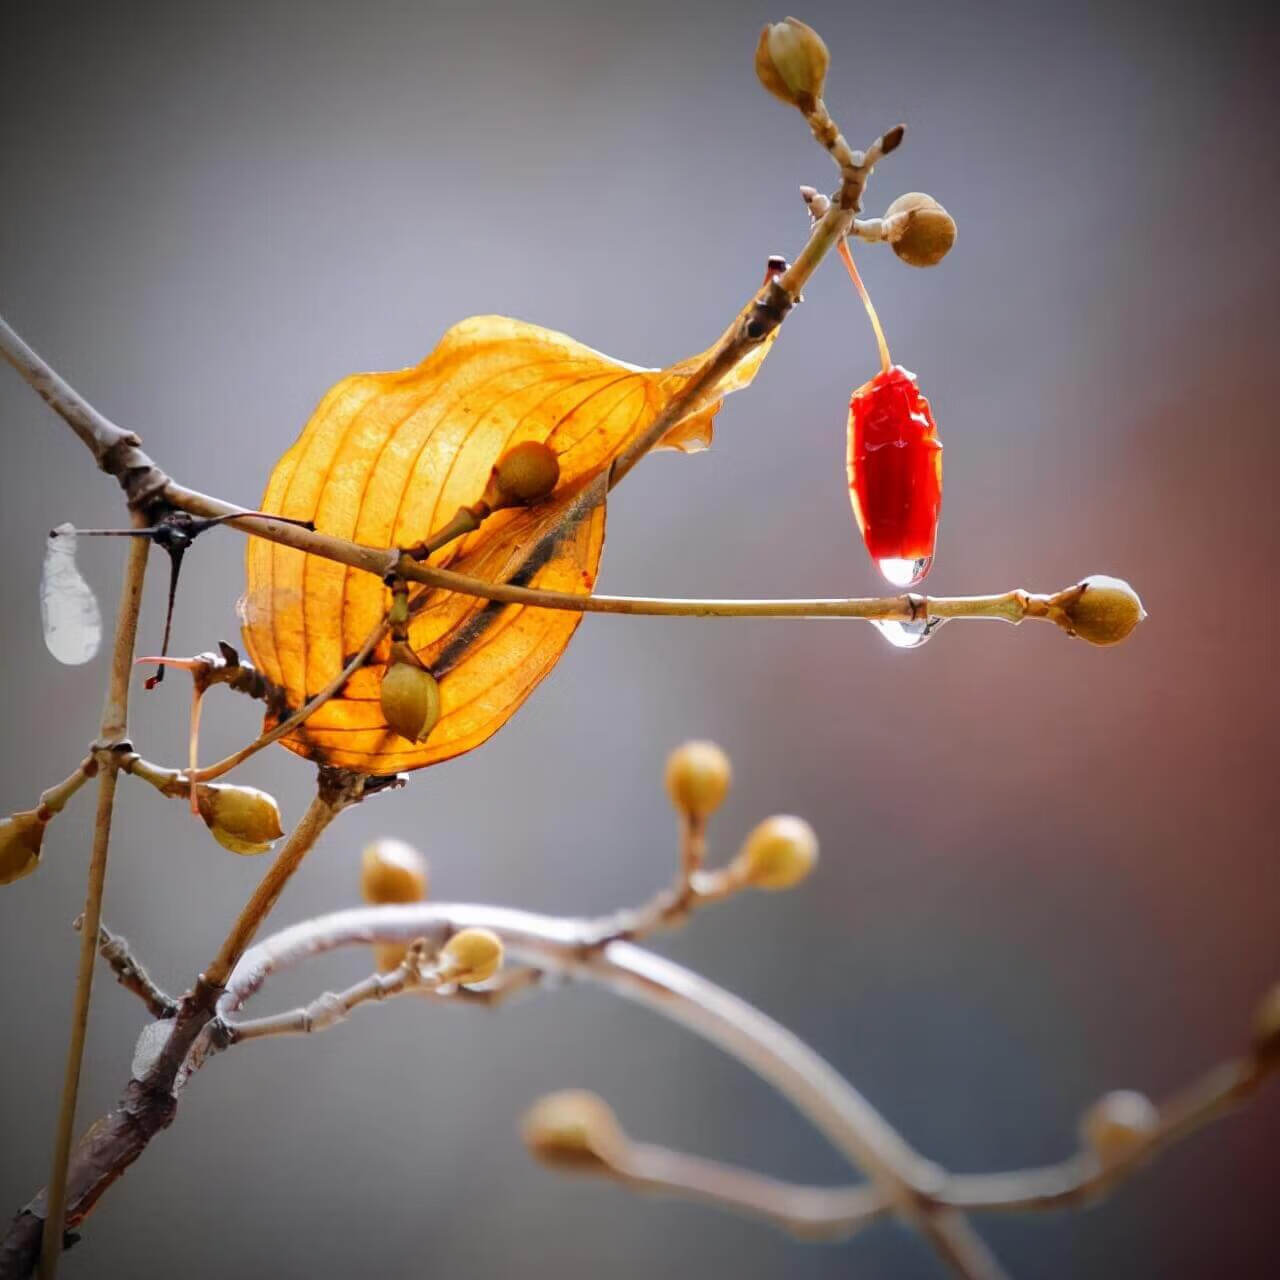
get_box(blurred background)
[2,1,1277,1276]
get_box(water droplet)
[41,524,102,665]
[871,617,946,649]
[877,556,931,588]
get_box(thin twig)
[34,757,99,822]
[606,1141,892,1241]
[74,918,177,1020]
[41,524,150,1279]
[200,777,361,997]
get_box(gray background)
[2,1,1277,1276]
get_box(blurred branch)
[216,903,1000,1276]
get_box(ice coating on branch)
[41,524,102,665]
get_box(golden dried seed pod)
[441,927,503,986]
[521,1089,626,1170]
[884,192,957,268]
[0,810,45,886]
[493,440,560,505]
[1079,1090,1158,1167]
[664,740,732,819]
[734,814,818,890]
[195,784,284,855]
[754,18,829,110]
[380,660,442,743]
[1058,575,1147,646]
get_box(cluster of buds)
[664,739,819,892]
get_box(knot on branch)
[97,435,169,514]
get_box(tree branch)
[75,918,177,1020]
[40,525,150,1280]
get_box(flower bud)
[1056,575,1146,646]
[664,740,732,820]
[195,784,283,855]
[0,810,45,886]
[374,942,412,974]
[361,837,429,905]
[1078,1090,1158,1167]
[521,1089,626,1170]
[733,814,818,890]
[491,440,560,506]
[1252,982,1280,1058]
[441,927,503,986]
[379,649,441,743]
[884,192,957,268]
[754,18,829,110]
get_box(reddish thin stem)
[838,239,892,375]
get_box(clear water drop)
[871,617,947,649]
[877,556,931,588]
[40,524,102,665]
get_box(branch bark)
[39,525,150,1279]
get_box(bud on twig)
[883,192,957,268]
[195,784,284,855]
[732,815,818,890]
[1253,982,1280,1059]
[361,837,431,973]
[664,740,732,820]
[1055,575,1147,646]
[440,927,503,986]
[492,440,560,506]
[754,18,829,110]
[379,644,441,743]
[1079,1090,1158,1168]
[0,810,44,886]
[522,1090,627,1171]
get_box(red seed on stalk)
[836,238,943,587]
[847,365,942,587]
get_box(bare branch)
[74,919,177,1020]
[41,524,150,1279]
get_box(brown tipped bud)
[664,740,732,820]
[521,1089,627,1171]
[754,18,829,110]
[734,815,818,890]
[884,192,957,268]
[441,927,503,986]
[195,784,283,855]
[1079,1090,1158,1167]
[379,650,441,743]
[1252,983,1280,1058]
[1056,575,1147,646]
[361,838,429,905]
[490,440,560,506]
[0,810,45,886]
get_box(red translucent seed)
[847,365,943,587]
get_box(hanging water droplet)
[877,556,931,588]
[871,616,946,649]
[40,524,102,665]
